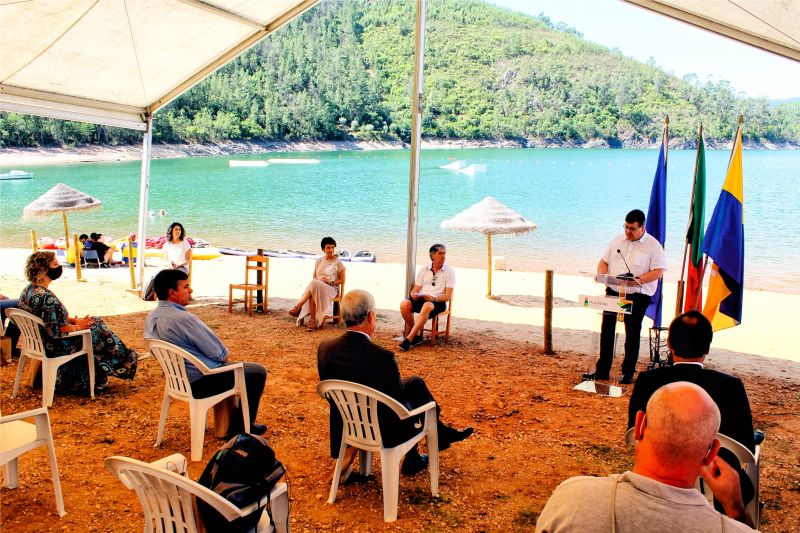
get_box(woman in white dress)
[142,222,191,300]
[289,237,346,331]
[163,222,192,273]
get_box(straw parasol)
[23,183,102,249]
[441,197,537,297]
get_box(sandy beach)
[1,247,797,380]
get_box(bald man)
[536,382,755,532]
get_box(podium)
[574,275,640,397]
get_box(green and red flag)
[684,126,706,312]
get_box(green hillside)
[2,0,798,148]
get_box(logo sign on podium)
[578,294,632,314]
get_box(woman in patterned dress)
[17,251,137,392]
[288,237,346,331]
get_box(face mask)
[47,265,63,280]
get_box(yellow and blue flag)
[702,122,744,331]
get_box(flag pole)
[676,123,702,317]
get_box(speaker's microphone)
[616,249,635,279]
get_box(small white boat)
[335,249,352,262]
[440,160,467,171]
[0,169,33,180]
[229,160,269,167]
[458,163,487,176]
[351,250,377,263]
[267,158,320,165]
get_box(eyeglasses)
[623,224,642,232]
[431,274,437,286]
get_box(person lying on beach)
[318,289,473,476]
[17,251,138,393]
[144,269,267,437]
[398,244,454,351]
[288,236,346,331]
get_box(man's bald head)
[637,382,721,474]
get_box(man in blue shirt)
[144,269,267,436]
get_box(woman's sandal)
[307,318,317,331]
[288,304,302,318]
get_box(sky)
[489,0,800,100]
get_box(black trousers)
[191,362,266,427]
[596,289,652,377]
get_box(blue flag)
[645,136,667,327]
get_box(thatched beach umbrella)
[24,183,102,249]
[441,197,537,297]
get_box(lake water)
[1,148,797,293]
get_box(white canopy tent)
[2,0,797,292]
[1,0,321,288]
[623,0,800,62]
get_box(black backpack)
[198,433,286,532]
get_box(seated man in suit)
[537,382,755,531]
[318,289,473,475]
[628,310,757,504]
[144,268,268,437]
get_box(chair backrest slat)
[7,309,47,358]
[318,380,416,449]
[244,255,269,285]
[148,340,212,400]
[106,456,247,530]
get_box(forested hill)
[2,0,799,148]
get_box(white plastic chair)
[147,339,250,461]
[624,428,761,528]
[316,379,439,522]
[706,434,761,528]
[106,453,289,533]
[0,407,66,517]
[7,308,95,408]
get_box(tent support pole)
[404,0,427,294]
[136,114,153,293]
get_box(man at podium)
[584,209,666,384]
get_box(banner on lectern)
[578,294,632,314]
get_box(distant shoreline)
[1,137,797,166]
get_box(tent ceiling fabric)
[0,0,319,130]
[623,0,800,62]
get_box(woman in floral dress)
[17,251,137,392]
[288,237,346,331]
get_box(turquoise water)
[1,148,798,292]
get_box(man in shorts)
[399,244,455,351]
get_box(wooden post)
[62,211,70,250]
[487,234,492,298]
[31,229,38,252]
[256,248,264,312]
[73,234,84,282]
[544,269,554,354]
[127,236,136,289]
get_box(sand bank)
[1,247,796,382]
[0,138,529,167]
